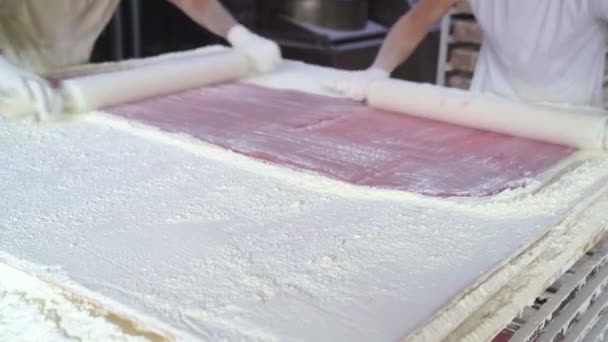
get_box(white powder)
[0,262,159,341]
[2,109,607,341]
[1,49,608,341]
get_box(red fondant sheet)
[104,83,574,197]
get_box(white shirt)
[0,0,120,72]
[468,0,608,107]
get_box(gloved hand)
[325,68,390,102]
[227,25,282,73]
[0,55,62,120]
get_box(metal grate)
[492,236,608,342]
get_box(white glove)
[325,68,390,102]
[227,25,282,73]
[0,56,62,120]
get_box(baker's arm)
[0,53,62,120]
[165,0,236,37]
[166,0,282,72]
[372,0,457,72]
[326,0,458,101]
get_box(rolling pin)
[367,79,608,150]
[60,50,250,113]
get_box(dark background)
[92,0,439,83]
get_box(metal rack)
[436,2,480,88]
[494,236,608,342]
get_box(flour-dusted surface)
[2,49,608,340]
[1,110,608,341]
[0,263,156,341]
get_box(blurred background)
[92,0,439,83]
[92,0,607,103]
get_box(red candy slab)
[104,83,574,197]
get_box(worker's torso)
[468,0,607,106]
[0,0,120,72]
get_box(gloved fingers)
[323,73,367,101]
[247,51,274,73]
[244,40,282,73]
[228,25,283,74]
[39,84,63,121]
[26,79,51,120]
[325,68,390,101]
[21,77,61,121]
[345,79,367,102]
[322,79,341,93]
[0,57,62,120]
[323,72,355,94]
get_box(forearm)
[372,0,455,72]
[168,0,239,38]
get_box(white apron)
[468,0,607,106]
[0,0,120,72]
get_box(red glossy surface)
[106,83,573,197]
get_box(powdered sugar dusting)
[2,47,608,341]
[2,110,608,341]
